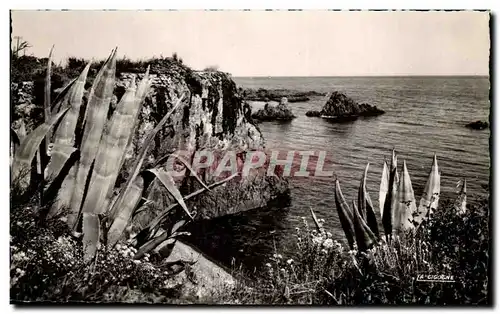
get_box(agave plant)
[10,47,235,263]
[333,169,380,252]
[414,155,440,225]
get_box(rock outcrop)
[251,97,296,122]
[242,88,324,103]
[466,120,489,130]
[306,91,385,121]
[114,65,290,221]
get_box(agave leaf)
[365,191,380,239]
[382,150,399,239]
[43,45,54,152]
[391,149,399,183]
[68,49,117,229]
[148,168,193,219]
[357,163,370,219]
[170,219,186,235]
[107,176,144,248]
[82,78,138,216]
[108,93,185,221]
[309,207,323,233]
[393,160,416,232]
[51,78,78,116]
[12,108,70,189]
[134,230,170,260]
[170,153,210,191]
[45,62,91,185]
[334,180,355,250]
[415,154,440,225]
[137,172,238,245]
[117,67,151,174]
[455,179,467,214]
[351,200,377,252]
[379,160,389,218]
[82,212,100,263]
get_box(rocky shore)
[306,91,385,121]
[242,87,324,103]
[251,97,296,122]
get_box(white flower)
[312,236,323,246]
[265,263,272,268]
[277,254,283,259]
[286,259,294,265]
[326,232,333,238]
[322,238,334,249]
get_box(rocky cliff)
[11,59,289,223]
[306,91,385,120]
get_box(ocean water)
[185,76,491,273]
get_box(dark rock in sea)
[251,97,297,122]
[305,110,321,117]
[305,91,385,120]
[242,87,325,103]
[466,120,489,130]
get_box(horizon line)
[232,74,490,78]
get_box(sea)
[185,76,491,274]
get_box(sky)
[11,10,490,76]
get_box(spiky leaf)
[393,160,416,232]
[382,150,399,238]
[415,154,440,225]
[137,173,237,245]
[334,180,355,249]
[365,190,380,239]
[170,153,210,191]
[351,201,377,252]
[108,93,185,221]
[45,62,91,185]
[82,78,139,216]
[12,108,69,189]
[379,160,389,218]
[82,213,100,263]
[309,207,323,233]
[107,176,144,247]
[68,48,117,229]
[148,168,193,219]
[357,163,370,219]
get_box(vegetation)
[223,151,489,305]
[10,46,238,303]
[10,44,490,305]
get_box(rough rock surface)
[116,68,289,221]
[251,97,296,122]
[466,120,489,130]
[305,91,385,120]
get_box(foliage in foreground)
[226,198,489,305]
[10,201,208,303]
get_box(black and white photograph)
[9,9,491,305]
